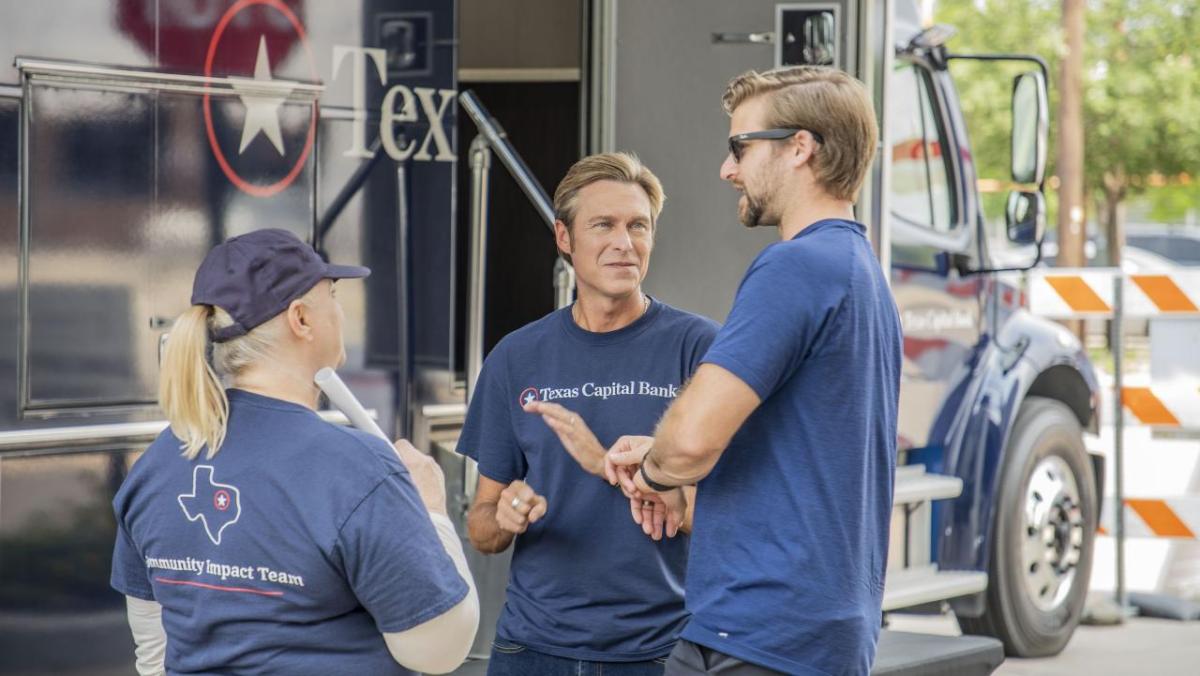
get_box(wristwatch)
[639,450,676,492]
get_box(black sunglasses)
[727,128,825,163]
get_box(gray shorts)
[664,639,784,675]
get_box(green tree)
[934,0,1063,235]
[1145,182,1200,224]
[935,0,1200,259]
[1084,0,1200,261]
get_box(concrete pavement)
[887,613,1200,675]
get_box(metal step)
[882,565,988,611]
[872,630,1004,676]
[893,464,963,505]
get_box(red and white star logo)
[203,0,317,197]
[179,466,242,546]
[519,387,540,407]
[229,36,293,156]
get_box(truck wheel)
[959,396,1096,657]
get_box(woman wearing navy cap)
[110,228,478,675]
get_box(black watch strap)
[639,458,676,492]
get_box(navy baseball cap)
[191,228,370,343]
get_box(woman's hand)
[392,439,448,517]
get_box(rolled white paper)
[314,367,388,441]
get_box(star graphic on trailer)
[228,35,294,156]
[217,493,228,508]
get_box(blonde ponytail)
[159,305,229,459]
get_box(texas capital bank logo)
[178,465,242,546]
[203,0,455,198]
[518,387,540,407]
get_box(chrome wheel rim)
[1021,455,1085,612]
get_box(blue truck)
[0,1,1100,673]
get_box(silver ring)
[511,496,523,510]
[643,500,652,507]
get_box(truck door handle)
[711,32,774,45]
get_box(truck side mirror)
[1005,190,1044,246]
[1011,71,1048,185]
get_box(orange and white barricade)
[1119,385,1200,429]
[1101,497,1200,539]
[1029,267,1200,431]
[1030,267,1200,601]
[1029,268,1200,318]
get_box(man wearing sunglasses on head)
[607,66,903,675]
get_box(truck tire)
[959,396,1097,657]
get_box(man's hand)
[629,488,688,540]
[495,480,549,534]
[605,436,693,539]
[524,401,606,477]
[605,435,657,495]
[392,439,448,517]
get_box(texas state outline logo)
[178,465,242,546]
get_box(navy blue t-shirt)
[684,219,902,675]
[458,299,718,661]
[111,389,468,676]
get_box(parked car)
[1127,226,1200,267]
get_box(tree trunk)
[1057,0,1087,338]
[1102,172,1127,268]
[1102,172,1127,350]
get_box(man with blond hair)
[608,66,903,675]
[459,152,719,674]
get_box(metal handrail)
[554,257,576,309]
[466,134,493,398]
[458,91,577,399]
[315,137,386,250]
[0,410,372,453]
[457,91,577,505]
[16,58,323,100]
[458,90,556,231]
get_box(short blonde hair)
[553,152,665,230]
[723,66,878,202]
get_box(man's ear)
[788,131,818,170]
[285,300,313,341]
[554,219,573,257]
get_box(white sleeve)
[382,512,480,674]
[125,596,167,676]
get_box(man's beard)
[738,186,778,228]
